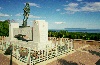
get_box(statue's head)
[26,2,29,6]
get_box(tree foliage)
[48,30,100,41]
[0,20,9,36]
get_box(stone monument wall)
[13,27,33,40]
[33,20,48,50]
[9,23,19,40]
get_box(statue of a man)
[22,2,30,27]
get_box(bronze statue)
[22,2,30,27]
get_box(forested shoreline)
[48,30,100,41]
[0,20,100,41]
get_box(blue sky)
[0,0,100,29]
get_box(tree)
[48,30,100,41]
[0,20,9,36]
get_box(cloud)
[29,15,41,18]
[0,13,9,17]
[15,13,23,16]
[77,0,82,1]
[24,3,40,8]
[64,3,79,14]
[81,2,100,12]
[68,3,79,7]
[56,9,61,11]
[64,2,100,14]
[55,22,65,24]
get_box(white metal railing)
[0,36,74,65]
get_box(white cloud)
[24,3,40,8]
[56,9,61,11]
[29,15,41,18]
[77,0,82,1]
[29,3,40,7]
[64,2,100,14]
[55,22,65,24]
[81,2,100,12]
[0,13,9,17]
[64,7,79,12]
[64,3,79,13]
[68,3,79,7]
[15,13,23,16]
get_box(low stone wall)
[93,41,100,46]
[73,39,100,46]
[73,39,85,44]
[84,40,100,46]
[85,40,95,45]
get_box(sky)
[0,0,100,29]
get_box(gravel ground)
[0,51,18,65]
[47,44,100,65]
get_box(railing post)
[30,57,33,65]
[27,47,31,64]
[71,39,73,50]
[66,40,69,51]
[65,43,67,52]
[39,51,40,62]
[46,45,48,60]
[56,41,58,56]
[44,46,46,60]
[16,45,20,60]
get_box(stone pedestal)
[33,20,48,50]
[9,23,19,40]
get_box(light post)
[10,44,13,65]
